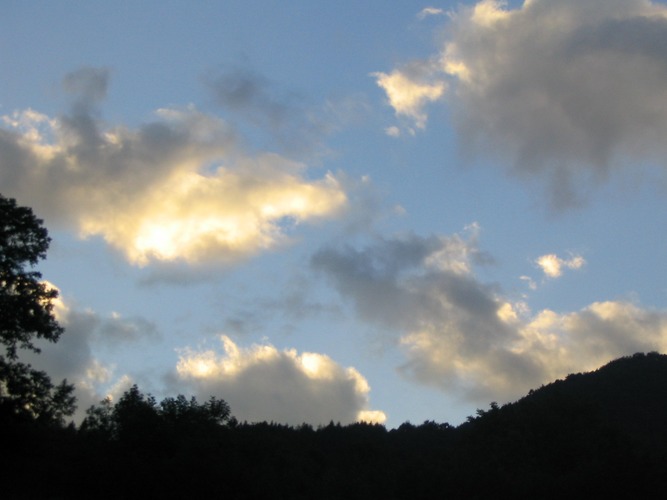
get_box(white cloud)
[377,0,667,207]
[385,126,401,137]
[175,335,385,425]
[372,63,446,130]
[535,253,585,278]
[511,301,667,386]
[520,275,537,291]
[0,68,347,268]
[313,229,667,403]
[417,7,446,20]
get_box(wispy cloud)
[204,66,331,155]
[174,335,386,425]
[0,68,347,269]
[417,7,446,20]
[376,0,667,207]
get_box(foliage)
[160,393,231,428]
[0,360,75,424]
[0,194,75,425]
[0,195,62,358]
[80,384,232,442]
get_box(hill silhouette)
[3,352,667,498]
[452,351,667,497]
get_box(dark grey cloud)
[311,230,497,331]
[311,235,441,330]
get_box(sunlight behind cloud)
[0,94,347,267]
[100,163,346,266]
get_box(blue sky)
[2,0,667,428]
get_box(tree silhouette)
[81,385,232,442]
[0,194,75,425]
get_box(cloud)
[175,335,386,425]
[385,126,401,138]
[205,67,365,156]
[535,253,585,278]
[417,7,446,20]
[376,0,667,207]
[313,228,667,402]
[29,287,385,426]
[0,68,347,267]
[511,301,667,385]
[520,275,537,291]
[63,67,109,106]
[20,286,157,422]
[372,64,446,131]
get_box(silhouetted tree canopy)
[80,385,232,443]
[0,194,75,425]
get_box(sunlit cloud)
[372,64,445,131]
[176,335,386,425]
[376,0,667,207]
[535,253,585,279]
[313,228,667,403]
[511,301,667,384]
[0,67,347,268]
[78,153,346,266]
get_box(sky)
[2,0,667,428]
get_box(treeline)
[3,353,667,499]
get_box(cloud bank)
[376,0,667,206]
[0,68,347,267]
[313,227,667,402]
[175,335,386,425]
